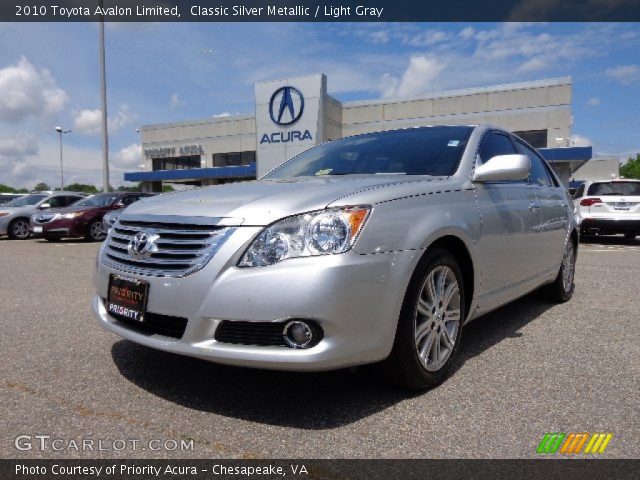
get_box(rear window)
[587,182,640,196]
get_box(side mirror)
[39,203,51,209]
[473,154,530,182]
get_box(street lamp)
[55,126,71,191]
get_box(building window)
[512,130,548,149]
[152,155,201,171]
[213,151,256,167]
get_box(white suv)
[574,179,640,240]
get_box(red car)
[30,192,153,242]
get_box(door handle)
[529,202,541,211]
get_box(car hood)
[0,205,35,216]
[122,175,454,226]
[47,205,103,215]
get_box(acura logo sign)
[127,230,158,259]
[269,86,304,126]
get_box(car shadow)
[111,291,555,430]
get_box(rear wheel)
[85,220,106,242]
[8,218,30,240]
[543,239,576,302]
[382,249,465,389]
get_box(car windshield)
[4,194,47,207]
[587,182,640,196]
[264,126,473,178]
[73,194,120,207]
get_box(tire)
[85,220,106,242]
[624,233,636,240]
[7,218,31,240]
[382,248,466,390]
[542,238,576,303]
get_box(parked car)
[31,192,153,242]
[0,192,86,240]
[92,125,578,389]
[102,194,157,234]
[573,179,640,239]
[0,193,25,205]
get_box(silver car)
[92,125,577,388]
[0,191,86,239]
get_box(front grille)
[102,217,234,277]
[215,320,288,347]
[115,312,188,339]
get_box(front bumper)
[92,229,417,371]
[32,218,84,237]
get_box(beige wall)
[341,78,572,148]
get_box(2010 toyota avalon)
[92,125,578,388]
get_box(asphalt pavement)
[0,235,638,458]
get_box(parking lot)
[0,236,638,459]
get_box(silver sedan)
[92,125,577,388]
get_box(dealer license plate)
[33,226,42,233]
[614,203,631,210]
[107,274,149,323]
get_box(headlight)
[54,212,82,220]
[238,206,370,267]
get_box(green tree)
[620,153,640,179]
[162,184,175,192]
[33,182,51,191]
[64,183,99,194]
[0,184,17,193]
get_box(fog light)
[283,321,314,349]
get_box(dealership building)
[125,74,592,189]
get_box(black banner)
[3,459,640,480]
[4,0,640,22]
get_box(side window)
[515,140,553,187]
[47,196,64,208]
[61,196,77,206]
[121,196,136,206]
[478,132,516,163]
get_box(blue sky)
[0,22,639,188]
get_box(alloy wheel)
[414,265,461,372]
[12,219,30,239]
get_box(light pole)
[55,126,71,191]
[99,0,110,192]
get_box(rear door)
[514,138,569,271]
[473,131,542,295]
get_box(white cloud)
[605,64,640,85]
[404,30,451,47]
[212,112,231,118]
[587,97,601,107]
[170,93,182,109]
[458,26,475,40]
[0,133,38,160]
[517,57,547,73]
[0,56,68,124]
[381,55,444,98]
[368,30,390,44]
[73,104,135,135]
[112,143,142,169]
[571,134,593,147]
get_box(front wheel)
[8,218,31,240]
[85,220,106,242]
[382,249,465,389]
[542,239,576,302]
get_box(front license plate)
[107,274,149,323]
[614,203,631,210]
[33,226,42,233]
